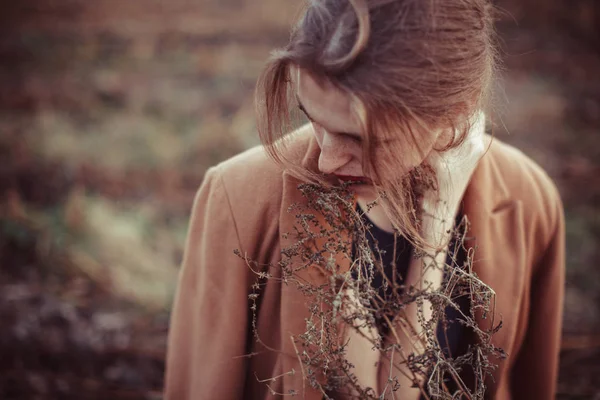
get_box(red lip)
[335,175,370,183]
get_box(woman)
[164,0,565,399]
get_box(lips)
[335,175,371,184]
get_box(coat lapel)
[278,136,353,398]
[279,169,355,399]
[461,141,526,387]
[279,170,320,399]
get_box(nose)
[317,134,351,174]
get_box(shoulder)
[489,138,559,199]
[211,126,313,212]
[485,137,564,258]
[487,138,562,214]
[198,127,313,255]
[199,145,282,258]
[213,144,284,200]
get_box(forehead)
[295,68,361,134]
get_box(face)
[295,68,441,198]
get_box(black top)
[351,204,471,360]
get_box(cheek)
[339,141,364,173]
[348,141,363,162]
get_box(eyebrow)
[296,95,362,140]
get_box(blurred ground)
[0,0,598,399]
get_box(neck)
[356,196,395,233]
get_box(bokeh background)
[0,0,598,398]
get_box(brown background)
[0,0,598,398]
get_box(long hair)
[255,0,499,249]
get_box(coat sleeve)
[511,187,565,399]
[164,167,252,400]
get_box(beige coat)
[164,126,565,399]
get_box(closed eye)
[337,132,362,144]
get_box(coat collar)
[278,131,524,398]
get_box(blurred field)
[0,0,599,398]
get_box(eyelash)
[343,133,362,144]
[297,104,313,122]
